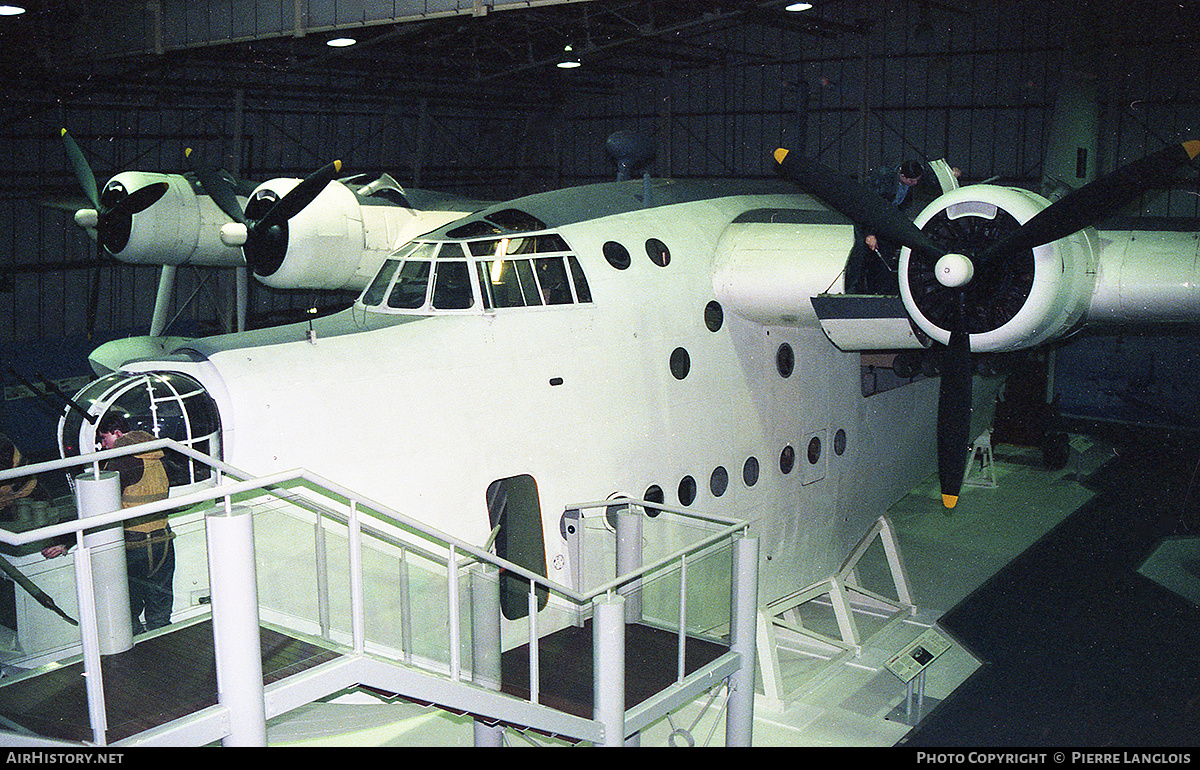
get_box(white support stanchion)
[472,565,504,747]
[205,505,266,747]
[74,470,132,655]
[616,507,642,623]
[72,544,108,745]
[726,536,759,747]
[593,593,626,747]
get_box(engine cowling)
[900,184,1099,353]
[94,171,247,268]
[238,178,480,292]
[238,178,368,291]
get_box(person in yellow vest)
[99,415,175,633]
[0,434,37,521]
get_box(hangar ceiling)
[3,0,876,108]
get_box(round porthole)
[678,475,697,506]
[743,456,760,487]
[705,300,723,332]
[603,241,631,270]
[644,484,664,517]
[710,466,729,497]
[646,238,670,267]
[780,445,795,474]
[834,429,847,456]
[670,347,690,379]
[807,436,821,464]
[776,343,794,378]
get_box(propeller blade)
[256,160,342,232]
[107,181,168,218]
[773,147,981,508]
[976,140,1200,267]
[774,148,947,262]
[185,148,247,224]
[61,129,99,208]
[937,294,973,509]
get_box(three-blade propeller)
[187,149,342,277]
[774,140,1199,508]
[62,129,168,254]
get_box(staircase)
[0,441,758,747]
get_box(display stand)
[885,626,953,725]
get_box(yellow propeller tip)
[60,128,67,137]
[185,147,193,157]
[334,160,342,172]
[1184,140,1200,160]
[941,494,959,509]
[773,148,789,164]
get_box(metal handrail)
[0,441,754,606]
[0,440,755,744]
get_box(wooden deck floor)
[0,619,340,744]
[500,620,729,719]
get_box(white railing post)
[528,581,539,705]
[447,546,461,681]
[348,501,365,655]
[205,504,266,746]
[74,470,132,655]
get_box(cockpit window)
[432,261,474,309]
[569,256,592,303]
[486,209,547,232]
[359,229,591,314]
[387,260,431,309]
[447,208,547,239]
[535,258,572,304]
[362,259,399,306]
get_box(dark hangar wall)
[0,0,1198,452]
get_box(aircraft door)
[486,474,549,620]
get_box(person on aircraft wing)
[43,414,176,633]
[849,159,957,295]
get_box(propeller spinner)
[774,140,1200,508]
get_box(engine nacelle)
[242,179,476,293]
[94,171,247,268]
[900,184,1099,353]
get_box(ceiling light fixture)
[557,43,581,69]
[785,2,813,10]
[0,4,27,15]
[326,37,357,47]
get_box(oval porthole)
[670,347,690,380]
[776,343,794,378]
[710,466,729,497]
[834,429,847,456]
[705,300,723,332]
[644,484,664,517]
[780,445,795,474]
[603,241,631,270]
[743,456,759,487]
[678,475,697,506]
[807,436,821,464]
[646,238,670,267]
